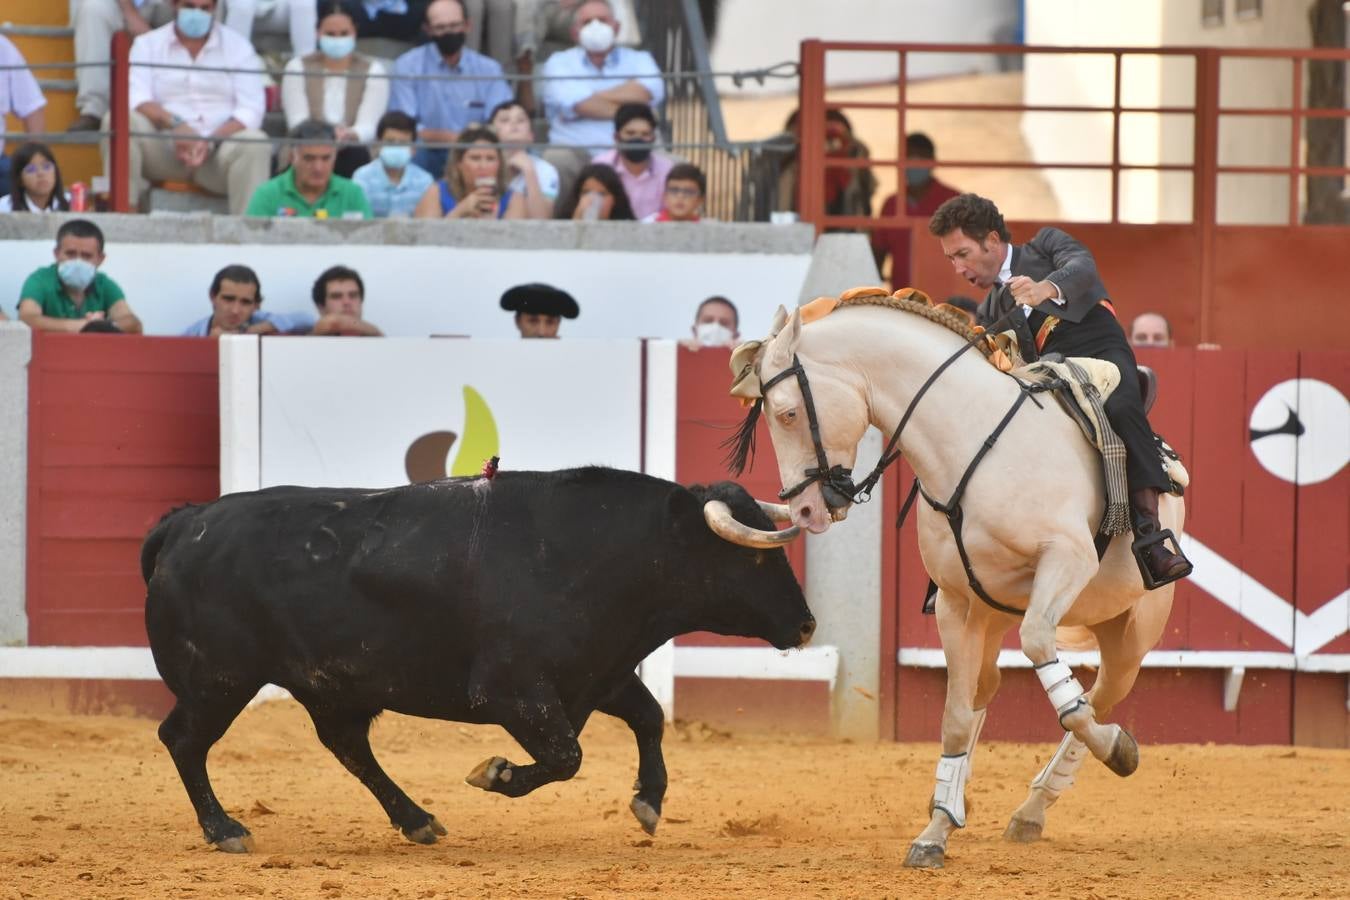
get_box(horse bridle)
[760,333,988,512]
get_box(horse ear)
[767,305,803,369]
[769,304,789,335]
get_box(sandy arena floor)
[2,701,1347,899]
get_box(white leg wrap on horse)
[1029,733,1088,803]
[932,708,987,828]
[1034,659,1088,725]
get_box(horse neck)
[814,308,1022,495]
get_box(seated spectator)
[489,100,559,219]
[592,103,672,221]
[281,2,390,178]
[343,0,431,43]
[390,0,513,178]
[772,108,877,228]
[683,295,739,349]
[1,144,72,213]
[1130,312,1173,348]
[222,0,318,55]
[311,265,384,335]
[0,35,47,197]
[183,264,316,335]
[540,1,664,202]
[872,132,960,289]
[106,0,272,215]
[17,220,142,334]
[500,282,579,338]
[413,126,523,219]
[72,1,173,133]
[556,162,634,221]
[246,119,374,218]
[642,163,705,223]
[352,111,434,217]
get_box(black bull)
[141,467,815,852]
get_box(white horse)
[728,293,1184,868]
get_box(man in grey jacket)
[928,192,1190,588]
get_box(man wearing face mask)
[353,111,435,217]
[590,103,672,221]
[871,132,960,291]
[103,0,273,215]
[539,0,664,205]
[17,220,143,334]
[681,296,739,350]
[390,0,513,178]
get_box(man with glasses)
[389,0,513,177]
[101,0,272,214]
[245,119,373,218]
[590,103,671,220]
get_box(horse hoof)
[1003,817,1043,843]
[1105,728,1139,777]
[465,756,509,790]
[403,818,445,845]
[214,835,255,854]
[630,797,660,835]
[903,841,945,869]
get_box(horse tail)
[1055,625,1098,653]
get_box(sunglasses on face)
[23,161,55,176]
[665,185,700,198]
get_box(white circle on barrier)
[1248,378,1349,485]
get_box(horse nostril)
[800,618,816,643]
[799,505,813,522]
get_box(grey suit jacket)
[975,227,1110,328]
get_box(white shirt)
[540,46,665,148]
[0,191,70,212]
[508,152,560,201]
[281,56,389,143]
[0,36,47,157]
[1000,243,1063,317]
[128,22,265,135]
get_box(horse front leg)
[1019,544,1138,778]
[903,589,998,870]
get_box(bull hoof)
[903,841,945,869]
[1003,817,1043,843]
[465,756,510,790]
[630,797,660,835]
[1104,728,1139,777]
[403,816,447,845]
[214,834,255,854]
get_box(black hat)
[500,283,579,319]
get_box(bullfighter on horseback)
[928,192,1192,589]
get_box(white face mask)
[695,321,734,347]
[578,19,616,54]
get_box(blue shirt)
[541,46,665,148]
[352,157,434,218]
[181,309,316,336]
[389,44,512,135]
[436,179,512,218]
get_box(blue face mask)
[57,258,98,292]
[379,144,412,170]
[176,7,214,40]
[905,167,932,188]
[318,35,356,59]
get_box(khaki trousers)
[102,111,273,214]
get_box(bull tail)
[140,504,194,584]
[1054,625,1098,653]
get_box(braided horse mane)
[722,287,987,474]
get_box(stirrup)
[1131,528,1193,590]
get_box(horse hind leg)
[1019,544,1134,776]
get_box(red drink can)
[70,182,88,212]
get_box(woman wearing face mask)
[556,164,635,221]
[413,127,524,220]
[1,143,72,213]
[281,3,388,178]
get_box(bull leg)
[595,673,668,835]
[158,690,257,852]
[1019,543,1135,776]
[465,691,582,799]
[304,707,446,845]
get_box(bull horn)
[756,500,793,522]
[704,500,801,549]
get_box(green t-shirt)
[18,264,126,319]
[244,168,373,219]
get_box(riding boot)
[1129,487,1192,588]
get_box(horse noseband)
[763,355,857,511]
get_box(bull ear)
[765,304,803,372]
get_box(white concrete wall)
[0,323,29,645]
[711,0,1021,93]
[1023,0,1315,224]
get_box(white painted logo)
[1248,378,1349,485]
